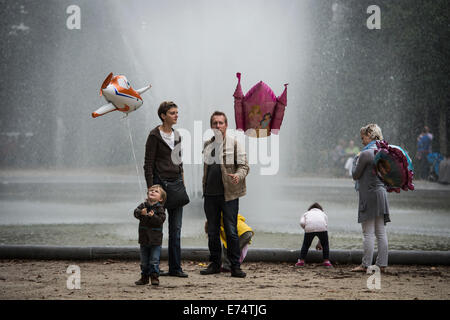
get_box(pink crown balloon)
[233,73,287,137]
[374,140,415,193]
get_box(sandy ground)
[0,259,449,300]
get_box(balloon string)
[125,117,146,202]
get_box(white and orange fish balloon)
[92,72,151,118]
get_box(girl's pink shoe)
[295,259,305,267]
[323,261,333,267]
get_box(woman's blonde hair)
[360,123,383,141]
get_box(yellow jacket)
[220,213,254,248]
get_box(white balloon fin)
[92,102,117,118]
[136,85,151,95]
[100,72,113,96]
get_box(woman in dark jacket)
[351,123,390,273]
[143,101,188,277]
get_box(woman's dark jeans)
[153,175,184,274]
[299,231,330,260]
[167,206,183,273]
[204,195,240,268]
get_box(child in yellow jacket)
[205,213,254,272]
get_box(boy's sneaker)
[295,259,305,267]
[323,261,333,268]
[150,273,159,286]
[135,274,149,285]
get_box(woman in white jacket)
[295,203,333,267]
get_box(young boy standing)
[133,185,167,286]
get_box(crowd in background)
[329,126,450,184]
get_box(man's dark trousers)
[204,195,240,268]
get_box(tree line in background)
[295,0,449,174]
[0,0,448,177]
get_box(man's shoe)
[134,274,149,285]
[200,263,221,275]
[170,271,188,278]
[231,266,246,278]
[150,273,160,286]
[161,270,188,278]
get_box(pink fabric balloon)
[234,73,287,137]
[239,244,249,264]
[374,140,415,193]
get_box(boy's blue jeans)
[139,244,161,276]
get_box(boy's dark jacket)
[133,201,166,245]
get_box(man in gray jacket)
[200,111,250,278]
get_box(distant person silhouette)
[331,139,346,176]
[415,126,433,180]
[344,140,360,176]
